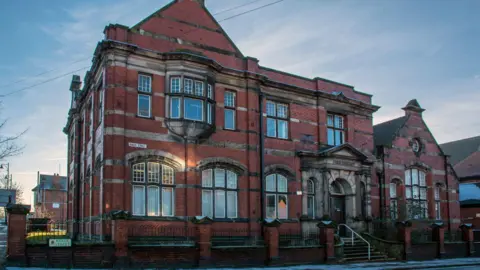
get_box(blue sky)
[0,0,479,205]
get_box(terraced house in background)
[63,0,460,248]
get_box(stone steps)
[341,237,396,263]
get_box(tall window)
[266,174,288,219]
[327,114,344,146]
[98,89,103,124]
[266,101,288,139]
[89,99,94,139]
[132,162,175,216]
[138,74,152,118]
[202,169,237,218]
[435,185,441,220]
[168,77,214,124]
[405,169,427,219]
[390,182,398,220]
[307,179,315,218]
[224,91,236,130]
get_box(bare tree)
[0,119,26,160]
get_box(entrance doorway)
[330,195,346,235]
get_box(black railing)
[127,224,197,246]
[279,229,320,248]
[212,228,264,248]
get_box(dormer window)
[165,75,215,138]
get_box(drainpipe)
[443,154,451,233]
[259,92,265,221]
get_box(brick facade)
[32,173,67,221]
[63,0,460,241]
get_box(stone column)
[6,204,30,266]
[192,216,213,267]
[263,218,281,265]
[318,220,336,263]
[460,224,475,257]
[431,222,445,258]
[110,210,131,268]
[396,221,412,260]
[320,169,330,217]
[355,172,362,218]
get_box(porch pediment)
[298,143,373,170]
[318,144,370,162]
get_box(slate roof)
[31,174,67,192]
[440,136,480,165]
[373,116,407,147]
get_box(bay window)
[167,76,214,124]
[405,169,427,219]
[202,169,238,218]
[266,101,289,139]
[327,114,344,146]
[266,174,288,219]
[132,161,175,216]
[137,74,152,118]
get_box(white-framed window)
[405,169,427,219]
[327,114,344,146]
[137,74,152,118]
[266,101,289,139]
[307,179,315,218]
[390,181,398,220]
[132,161,175,216]
[202,169,238,218]
[168,77,214,124]
[435,185,441,220]
[224,91,236,130]
[266,174,288,219]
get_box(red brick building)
[64,0,460,240]
[441,136,480,227]
[373,100,460,232]
[32,173,68,221]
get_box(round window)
[412,139,421,153]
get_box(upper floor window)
[132,161,175,217]
[327,114,344,146]
[405,169,427,219]
[98,89,103,124]
[168,77,214,124]
[266,174,288,219]
[266,101,288,139]
[202,169,238,218]
[307,179,315,218]
[224,91,236,130]
[435,185,441,220]
[137,74,152,118]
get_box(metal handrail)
[338,223,370,260]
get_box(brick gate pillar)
[192,216,213,267]
[460,224,475,257]
[431,222,445,258]
[110,210,131,268]
[6,204,31,266]
[263,218,281,265]
[318,220,336,263]
[396,221,412,260]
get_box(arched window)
[202,169,238,218]
[266,174,288,219]
[132,162,175,217]
[435,184,441,220]
[307,179,315,218]
[405,169,427,219]
[390,181,398,220]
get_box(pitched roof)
[373,116,407,147]
[31,174,67,192]
[440,135,480,165]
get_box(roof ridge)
[373,115,406,127]
[440,135,480,147]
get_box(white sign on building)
[129,142,147,149]
[52,203,60,209]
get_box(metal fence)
[211,228,264,248]
[26,220,69,245]
[127,223,197,246]
[279,229,320,248]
